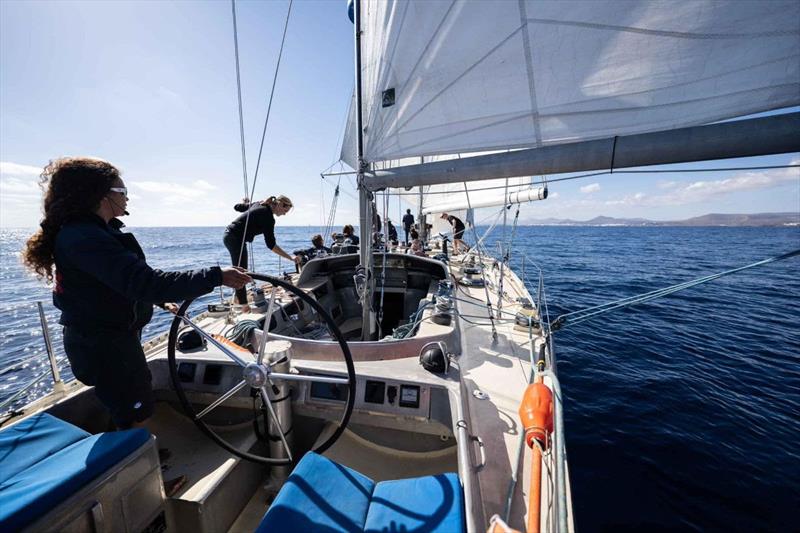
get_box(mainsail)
[342,0,800,170]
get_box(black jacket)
[54,214,222,331]
[226,203,276,249]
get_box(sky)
[1,0,798,228]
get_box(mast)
[354,0,373,340]
[365,112,800,190]
[417,156,426,241]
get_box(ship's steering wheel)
[167,273,356,465]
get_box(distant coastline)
[522,212,799,227]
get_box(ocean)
[1,225,798,531]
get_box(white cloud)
[130,179,217,199]
[579,183,601,194]
[604,165,799,207]
[0,161,42,176]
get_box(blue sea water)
[1,225,798,531]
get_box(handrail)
[0,301,70,414]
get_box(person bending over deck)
[441,212,468,254]
[223,195,299,307]
[22,157,251,432]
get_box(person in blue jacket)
[23,157,251,430]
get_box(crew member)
[386,219,398,245]
[402,209,415,245]
[341,224,359,244]
[441,212,468,254]
[305,234,332,260]
[223,195,299,306]
[22,157,251,433]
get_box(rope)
[551,249,800,330]
[233,0,293,272]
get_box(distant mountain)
[524,212,799,227]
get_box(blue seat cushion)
[365,474,464,533]
[0,412,90,484]
[0,427,150,531]
[257,452,464,533]
[257,452,375,533]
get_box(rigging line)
[551,249,800,330]
[463,183,498,339]
[231,0,250,201]
[235,0,293,272]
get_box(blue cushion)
[256,452,375,533]
[0,428,150,531]
[0,413,90,484]
[257,452,465,533]
[365,474,464,533]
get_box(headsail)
[341,0,800,169]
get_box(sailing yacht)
[1,1,797,532]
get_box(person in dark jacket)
[402,209,415,245]
[23,157,251,431]
[223,195,299,307]
[386,219,398,245]
[441,212,468,254]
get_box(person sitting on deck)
[409,230,426,257]
[386,219,398,245]
[223,195,300,308]
[441,212,468,254]
[341,224,359,245]
[305,234,332,260]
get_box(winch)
[514,302,541,332]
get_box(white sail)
[341,0,800,169]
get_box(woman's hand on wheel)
[221,267,252,289]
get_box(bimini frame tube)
[366,112,800,190]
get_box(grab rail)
[0,301,69,415]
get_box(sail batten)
[341,0,800,170]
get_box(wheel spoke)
[178,316,249,367]
[268,371,349,385]
[195,380,248,420]
[259,386,293,462]
[257,287,278,365]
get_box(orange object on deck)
[212,334,252,353]
[518,379,554,533]
[519,381,553,450]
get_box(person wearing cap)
[223,195,300,307]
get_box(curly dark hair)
[23,157,121,281]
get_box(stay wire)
[234,0,293,273]
[551,249,800,330]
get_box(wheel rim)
[167,273,356,465]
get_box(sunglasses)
[109,187,128,199]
